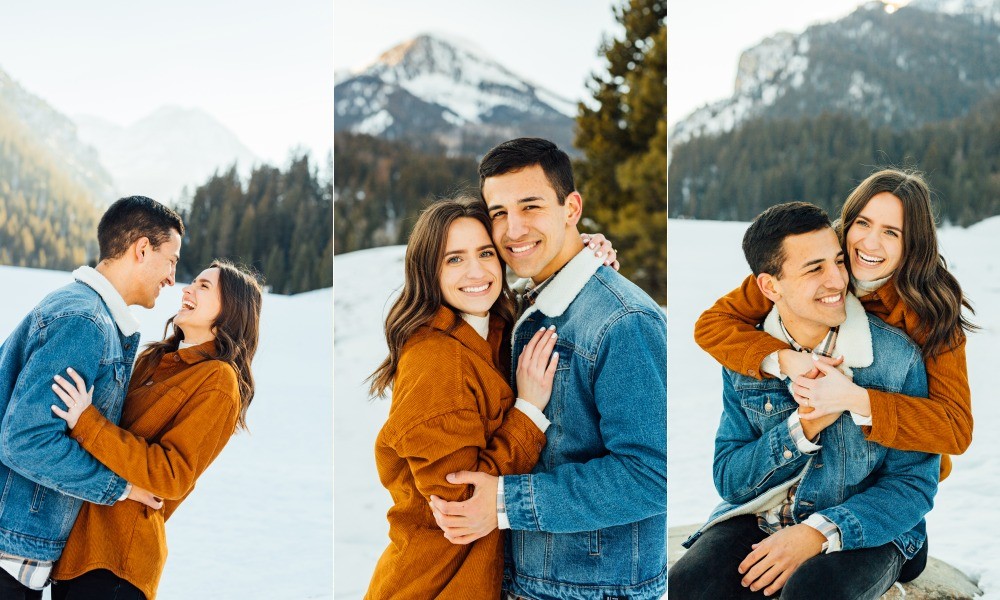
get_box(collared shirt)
[757,322,843,553]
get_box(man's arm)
[0,315,127,504]
[499,309,667,533]
[712,369,819,505]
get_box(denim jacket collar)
[513,248,603,329]
[72,266,141,336]
[761,292,872,376]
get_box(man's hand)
[799,407,840,442]
[428,471,499,545]
[127,484,163,510]
[738,524,826,595]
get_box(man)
[668,202,939,599]
[0,196,183,598]
[429,138,667,600]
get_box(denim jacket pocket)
[740,389,796,433]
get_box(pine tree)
[575,0,667,304]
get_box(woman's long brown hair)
[838,169,976,357]
[368,198,516,398]
[133,259,263,430]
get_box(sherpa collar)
[762,292,872,377]
[72,266,141,336]
[513,248,603,330]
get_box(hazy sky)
[669,0,895,126]
[334,0,621,106]
[0,0,333,164]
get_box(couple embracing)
[0,196,262,599]
[671,170,974,598]
[364,138,668,600]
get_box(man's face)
[483,164,579,282]
[763,228,848,338]
[134,230,181,308]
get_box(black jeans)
[0,567,42,600]
[51,569,146,600]
[668,515,905,599]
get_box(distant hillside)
[334,33,578,156]
[75,106,259,204]
[671,1,1000,148]
[0,88,100,269]
[333,132,478,253]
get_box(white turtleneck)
[852,274,892,296]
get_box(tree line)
[0,110,99,270]
[178,154,333,295]
[669,95,1000,225]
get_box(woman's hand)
[792,358,871,420]
[777,349,817,379]
[127,484,164,510]
[580,233,620,271]
[50,367,93,430]
[516,326,560,412]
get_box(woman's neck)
[852,274,892,296]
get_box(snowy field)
[668,218,1000,599]
[0,266,332,600]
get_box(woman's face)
[439,217,503,317]
[845,192,904,282]
[174,267,223,337]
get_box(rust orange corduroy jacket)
[365,307,547,600]
[52,341,240,599]
[694,274,972,481]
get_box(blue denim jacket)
[0,280,138,560]
[683,313,940,561]
[502,250,667,600]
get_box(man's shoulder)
[865,312,921,358]
[576,266,664,321]
[35,281,107,321]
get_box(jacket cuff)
[497,476,510,530]
[513,399,550,432]
[505,408,548,456]
[787,412,822,454]
[864,389,898,445]
[742,338,790,380]
[501,473,541,531]
[803,513,842,553]
[69,405,108,449]
[814,506,861,551]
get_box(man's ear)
[756,272,782,303]
[133,237,151,263]
[564,191,583,227]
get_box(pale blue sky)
[669,1,892,126]
[0,0,333,164]
[334,0,621,106]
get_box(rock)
[668,524,982,599]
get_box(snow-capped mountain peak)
[334,32,577,154]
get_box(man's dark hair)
[97,196,185,261]
[742,202,832,277]
[478,138,575,205]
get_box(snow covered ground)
[0,266,332,599]
[668,217,1000,598]
[333,216,999,597]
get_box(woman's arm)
[865,337,973,457]
[53,365,239,500]
[694,274,789,379]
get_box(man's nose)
[507,212,529,239]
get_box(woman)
[364,198,612,599]
[48,259,262,600]
[694,168,975,580]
